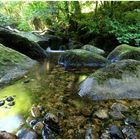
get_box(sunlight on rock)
[79,68,140,100]
[78,75,88,83]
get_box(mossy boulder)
[0,43,36,86]
[58,49,107,70]
[79,59,140,100]
[81,44,105,55]
[107,44,140,62]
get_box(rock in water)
[111,103,128,112]
[33,121,44,134]
[109,125,125,139]
[6,96,14,102]
[85,128,94,139]
[0,131,17,139]
[58,49,107,70]
[79,60,140,100]
[122,126,137,139]
[107,44,140,62]
[31,105,41,118]
[94,109,109,119]
[0,100,5,106]
[16,128,37,139]
[81,44,105,55]
[42,124,56,139]
[0,43,36,87]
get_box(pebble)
[100,130,111,139]
[124,117,138,126]
[31,105,41,118]
[109,110,125,120]
[30,119,38,128]
[85,128,94,139]
[16,128,37,139]
[23,79,30,83]
[44,113,58,124]
[0,100,5,106]
[42,124,56,139]
[8,101,15,106]
[109,125,125,139]
[94,109,108,119]
[33,121,44,134]
[6,96,14,102]
[122,125,137,139]
[0,131,17,139]
[111,103,128,112]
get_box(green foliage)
[0,1,139,47]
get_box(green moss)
[91,59,140,84]
[59,49,107,68]
[0,43,30,64]
[107,44,140,61]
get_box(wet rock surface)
[107,44,140,62]
[0,131,17,139]
[0,43,36,87]
[16,128,37,139]
[79,59,140,100]
[81,44,105,55]
[58,49,107,70]
[0,95,16,108]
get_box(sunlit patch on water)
[0,82,34,133]
[0,115,23,133]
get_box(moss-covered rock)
[107,44,140,62]
[58,49,107,70]
[79,59,140,100]
[0,43,36,86]
[81,44,105,55]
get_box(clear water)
[0,60,140,138]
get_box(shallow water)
[0,60,140,138]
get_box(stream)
[0,60,140,138]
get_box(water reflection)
[0,82,33,133]
[0,115,23,133]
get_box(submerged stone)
[6,96,14,102]
[85,128,94,139]
[79,60,140,100]
[124,118,138,126]
[107,44,140,62]
[111,103,129,112]
[122,125,137,139]
[31,105,41,118]
[0,131,17,139]
[0,100,5,106]
[8,101,15,106]
[109,125,125,139]
[94,109,109,119]
[33,121,44,134]
[42,124,57,139]
[58,49,107,70]
[16,128,37,139]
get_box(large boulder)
[107,44,140,62]
[0,43,36,87]
[58,49,107,70]
[81,44,105,55]
[0,26,47,60]
[79,59,140,100]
